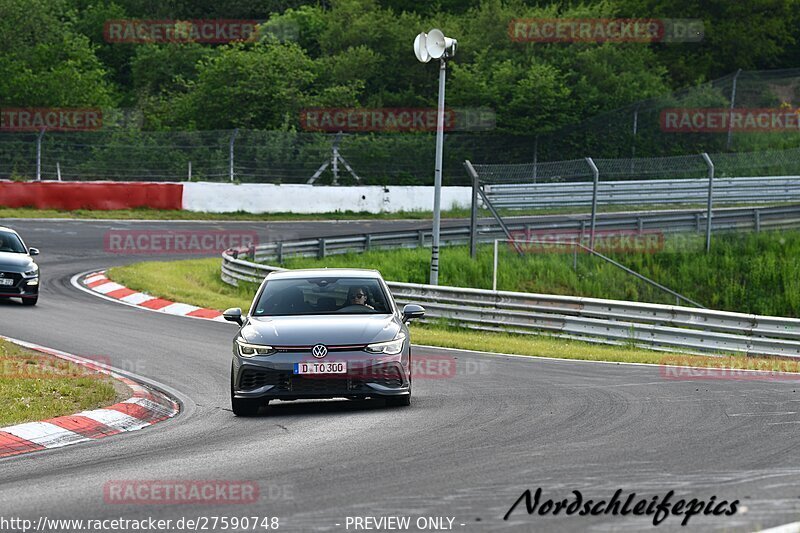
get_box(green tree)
[0,0,117,107]
[171,41,316,130]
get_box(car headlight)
[22,266,38,278]
[365,332,406,355]
[235,338,275,357]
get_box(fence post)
[726,69,742,150]
[585,157,600,250]
[36,128,45,181]
[56,162,61,181]
[492,239,499,291]
[466,160,479,258]
[754,209,761,233]
[229,128,238,182]
[701,152,714,253]
[188,161,192,181]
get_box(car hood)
[0,252,34,272]
[241,314,401,346]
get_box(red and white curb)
[76,271,226,321]
[0,336,179,459]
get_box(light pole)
[414,29,457,285]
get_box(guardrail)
[484,176,800,209]
[222,250,800,358]
[228,204,800,265]
[220,204,800,358]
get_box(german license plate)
[0,278,13,286]
[294,361,347,374]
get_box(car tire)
[230,366,262,416]
[385,394,411,407]
[21,297,37,306]
[232,397,261,417]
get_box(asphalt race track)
[1,218,800,532]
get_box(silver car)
[224,268,425,416]
[0,226,40,306]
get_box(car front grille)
[0,272,22,293]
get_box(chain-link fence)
[3,69,800,185]
[0,129,540,186]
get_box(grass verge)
[282,232,800,317]
[0,206,470,221]
[107,259,800,374]
[0,339,118,426]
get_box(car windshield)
[0,231,26,253]
[252,277,391,316]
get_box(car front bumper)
[0,275,39,299]
[232,351,411,401]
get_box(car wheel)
[385,394,411,407]
[21,297,37,306]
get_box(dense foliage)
[2,0,797,135]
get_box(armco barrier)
[228,204,800,265]
[220,204,800,358]
[0,180,183,210]
[484,176,800,209]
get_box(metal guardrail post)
[465,160,479,259]
[754,209,761,232]
[418,230,425,247]
[585,157,600,250]
[229,128,239,182]
[318,238,326,259]
[364,234,371,251]
[702,152,714,253]
[277,242,283,264]
[36,128,45,181]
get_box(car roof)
[266,268,383,280]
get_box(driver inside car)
[346,286,374,310]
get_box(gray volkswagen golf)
[224,268,425,416]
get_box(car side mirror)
[223,307,243,326]
[402,304,425,323]
[28,248,39,256]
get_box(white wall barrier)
[182,183,473,214]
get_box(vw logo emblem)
[312,344,328,359]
